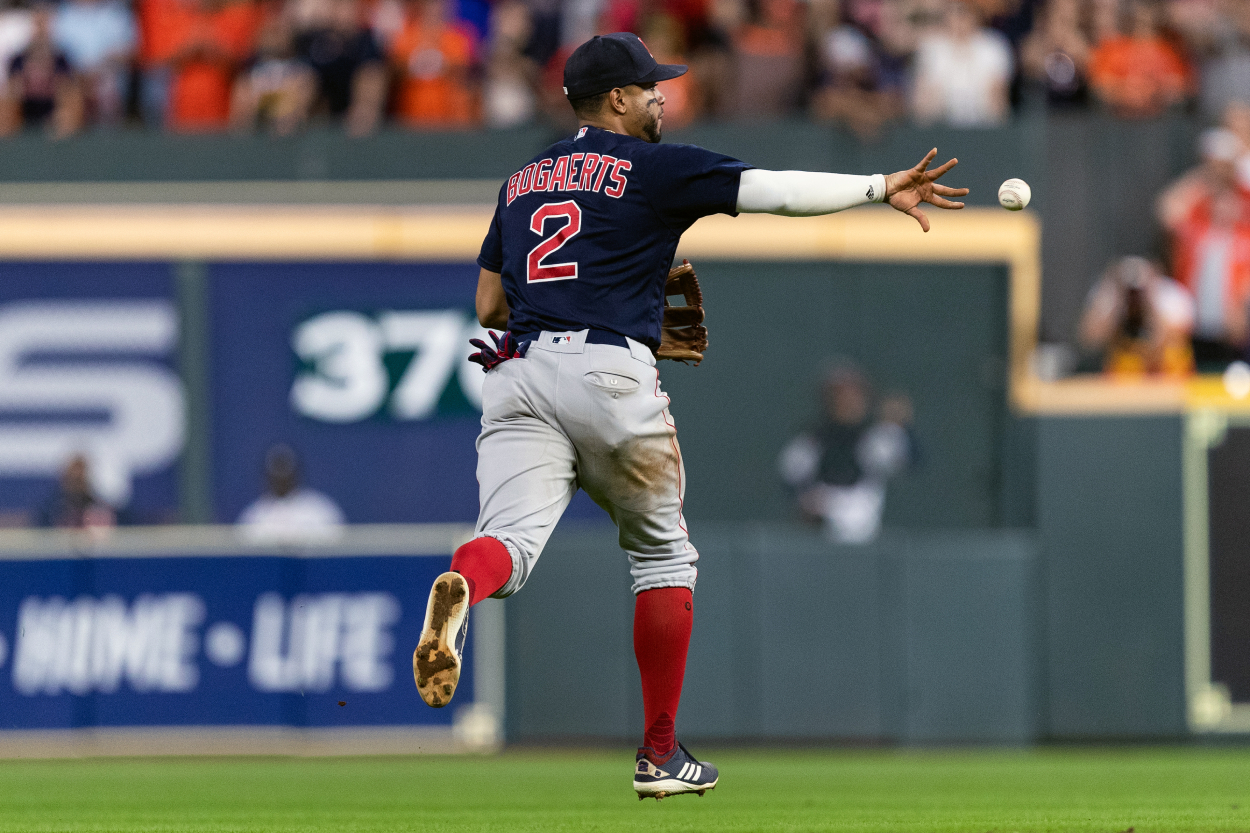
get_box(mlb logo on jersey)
[552,335,572,343]
[576,127,587,139]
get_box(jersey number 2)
[527,201,581,282]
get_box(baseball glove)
[657,259,708,365]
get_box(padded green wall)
[659,261,1011,528]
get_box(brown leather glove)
[657,259,708,365]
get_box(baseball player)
[413,32,968,800]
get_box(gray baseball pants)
[471,328,698,597]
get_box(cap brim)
[636,63,688,85]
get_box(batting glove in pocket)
[468,330,529,373]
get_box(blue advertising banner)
[0,549,464,730]
[0,262,181,523]
[208,261,601,524]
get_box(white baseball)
[998,178,1031,211]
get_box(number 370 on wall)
[290,310,489,424]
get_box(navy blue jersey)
[477,126,751,349]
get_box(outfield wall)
[508,525,1041,746]
[0,525,510,756]
[0,502,1195,751]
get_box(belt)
[585,329,630,348]
[513,328,630,349]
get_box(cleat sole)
[633,781,717,800]
[413,572,468,708]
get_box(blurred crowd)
[0,0,1245,136]
[1078,101,1250,376]
[29,444,345,536]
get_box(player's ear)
[608,87,629,115]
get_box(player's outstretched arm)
[735,149,967,232]
[476,268,510,329]
[883,149,968,233]
[736,169,889,216]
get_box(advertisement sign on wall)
[0,263,183,523]
[209,261,601,524]
[0,548,467,731]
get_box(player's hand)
[468,331,529,373]
[883,149,968,233]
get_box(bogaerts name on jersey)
[506,153,633,205]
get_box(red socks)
[453,542,692,756]
[633,587,693,758]
[450,537,513,606]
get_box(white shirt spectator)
[238,488,345,545]
[53,0,135,72]
[0,5,32,85]
[913,25,1014,126]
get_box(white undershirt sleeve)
[735,169,888,216]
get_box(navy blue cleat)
[633,741,719,800]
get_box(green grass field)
[1,747,1249,832]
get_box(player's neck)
[578,118,643,141]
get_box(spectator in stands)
[872,0,927,83]
[687,0,742,119]
[237,444,345,545]
[1157,127,1250,367]
[389,0,479,128]
[36,454,116,529]
[291,0,386,136]
[911,0,1014,126]
[1088,0,1192,119]
[135,0,174,125]
[810,4,907,136]
[230,14,312,134]
[482,0,536,128]
[778,366,917,545]
[157,0,260,132]
[641,14,700,128]
[1225,99,1250,191]
[53,0,136,125]
[0,0,33,89]
[1170,0,1250,121]
[1020,0,1092,107]
[1079,256,1196,375]
[2,3,82,136]
[729,0,806,119]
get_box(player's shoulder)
[625,138,720,161]
[492,137,576,203]
[532,134,578,163]
[629,140,751,179]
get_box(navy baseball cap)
[563,33,687,99]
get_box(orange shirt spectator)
[730,0,805,118]
[640,15,699,129]
[160,0,260,131]
[136,0,182,69]
[1170,192,1250,334]
[1087,0,1191,118]
[389,0,478,128]
[1158,129,1250,359]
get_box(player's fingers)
[932,184,970,197]
[926,157,959,180]
[927,196,965,209]
[907,206,930,232]
[914,148,937,175]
